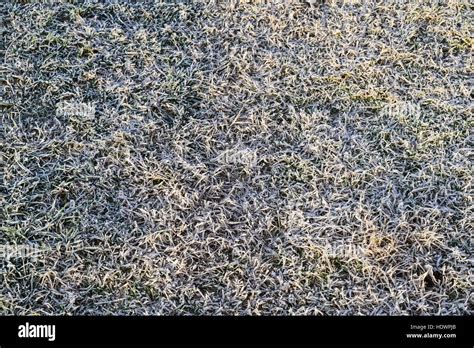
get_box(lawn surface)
[0,1,472,314]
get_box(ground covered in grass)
[0,1,472,315]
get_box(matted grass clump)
[0,1,472,315]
